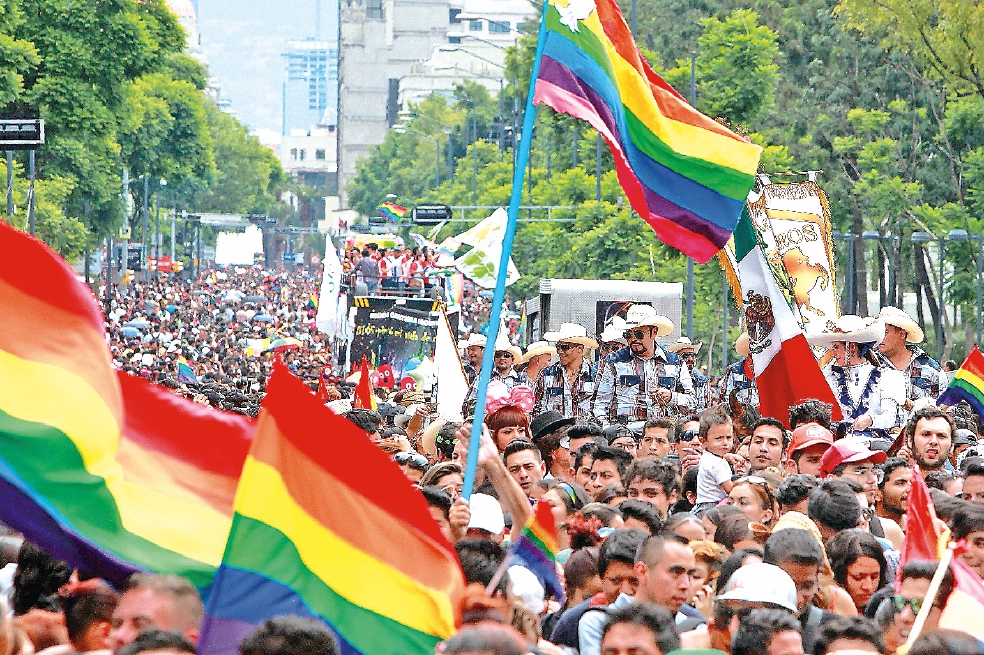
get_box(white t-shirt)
[696,450,732,504]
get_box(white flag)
[315,237,344,336]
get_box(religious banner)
[746,174,839,331]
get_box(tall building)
[282,39,339,134]
[337,0,452,208]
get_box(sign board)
[200,214,247,226]
[0,119,44,150]
[412,204,452,225]
[115,244,144,271]
[349,297,458,376]
[156,256,173,273]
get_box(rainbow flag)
[176,355,199,385]
[198,362,464,655]
[509,500,565,602]
[532,0,762,263]
[0,220,253,588]
[377,202,409,223]
[938,346,984,419]
[307,294,318,310]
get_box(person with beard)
[904,404,954,473]
[876,458,911,527]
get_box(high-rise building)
[282,39,339,134]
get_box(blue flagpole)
[462,5,549,500]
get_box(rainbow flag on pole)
[937,346,984,420]
[0,220,253,588]
[377,202,409,224]
[198,362,464,655]
[508,500,565,602]
[532,0,762,263]
[176,355,199,385]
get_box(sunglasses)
[394,452,429,470]
[891,595,924,614]
[623,329,648,340]
[493,351,513,358]
[679,429,700,442]
[556,342,580,352]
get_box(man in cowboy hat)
[520,340,556,385]
[875,306,948,418]
[462,330,527,415]
[592,305,694,427]
[533,323,599,423]
[666,337,709,412]
[462,333,487,384]
[806,315,906,434]
[719,332,759,408]
[598,316,628,360]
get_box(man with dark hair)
[454,538,508,595]
[885,561,956,641]
[116,629,196,655]
[442,625,523,655]
[640,418,674,460]
[624,459,679,520]
[764,529,836,652]
[534,424,574,482]
[904,404,955,472]
[502,439,545,498]
[600,604,680,655]
[579,533,699,655]
[731,608,803,655]
[812,616,883,655]
[109,574,203,650]
[550,529,648,648]
[574,442,601,489]
[617,499,663,534]
[587,446,633,501]
[775,474,818,515]
[783,423,833,478]
[877,458,911,525]
[569,423,605,453]
[961,462,984,503]
[808,480,860,541]
[951,502,984,578]
[788,399,833,430]
[420,485,454,542]
[342,408,382,442]
[239,617,339,655]
[750,417,787,473]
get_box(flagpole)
[462,6,548,500]
[898,542,955,653]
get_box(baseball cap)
[467,493,505,535]
[786,422,834,460]
[954,429,978,447]
[716,562,798,613]
[819,439,887,476]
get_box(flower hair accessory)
[485,381,534,416]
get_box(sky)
[196,0,336,134]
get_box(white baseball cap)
[467,493,504,535]
[716,562,798,613]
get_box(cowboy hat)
[877,306,924,344]
[665,336,702,355]
[735,332,750,358]
[492,330,522,361]
[543,322,599,349]
[599,316,628,345]
[521,340,556,364]
[623,305,674,337]
[462,333,487,349]
[805,315,886,349]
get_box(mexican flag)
[733,208,842,425]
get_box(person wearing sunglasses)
[876,561,954,649]
[532,323,598,423]
[392,451,429,484]
[598,316,628,360]
[718,332,760,409]
[665,337,709,412]
[591,305,694,428]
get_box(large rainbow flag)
[937,345,984,419]
[532,0,762,263]
[377,202,409,224]
[199,361,464,655]
[0,220,253,588]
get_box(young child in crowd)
[693,406,735,513]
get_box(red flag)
[354,356,377,410]
[896,465,941,591]
[316,366,331,402]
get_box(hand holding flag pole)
[460,5,549,500]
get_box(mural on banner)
[349,297,449,379]
[746,175,839,331]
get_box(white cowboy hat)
[521,340,556,364]
[623,305,674,337]
[877,306,924,344]
[665,336,702,355]
[599,316,628,345]
[735,332,750,357]
[463,333,487,349]
[543,322,599,349]
[492,330,522,361]
[806,315,886,349]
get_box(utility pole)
[27,150,35,234]
[121,168,131,291]
[142,175,149,280]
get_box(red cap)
[819,439,887,476]
[786,422,834,460]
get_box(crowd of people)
[88,255,984,655]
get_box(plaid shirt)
[591,346,694,427]
[876,347,948,425]
[462,368,530,416]
[720,360,759,407]
[532,359,597,423]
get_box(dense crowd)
[84,259,984,655]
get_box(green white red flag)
[733,208,841,425]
